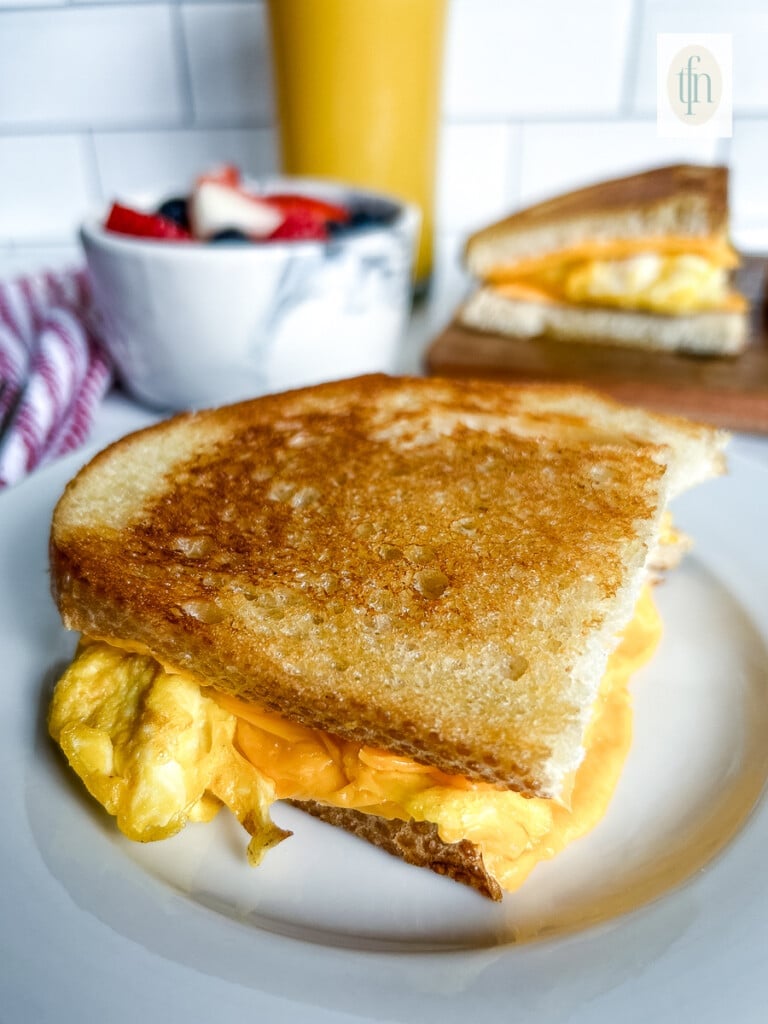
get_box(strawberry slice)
[266,193,350,225]
[104,203,191,240]
[195,164,241,189]
[267,210,329,242]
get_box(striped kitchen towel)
[0,268,113,490]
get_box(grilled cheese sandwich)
[47,375,726,899]
[461,165,749,354]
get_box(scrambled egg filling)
[486,238,744,315]
[48,586,660,893]
[48,641,289,864]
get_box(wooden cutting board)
[426,256,768,433]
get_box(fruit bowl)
[80,177,419,410]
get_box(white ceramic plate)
[2,445,768,1024]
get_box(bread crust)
[292,800,503,901]
[50,375,723,799]
[465,165,730,277]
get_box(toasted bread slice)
[465,164,731,279]
[51,375,725,800]
[460,284,749,355]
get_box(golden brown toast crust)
[50,376,721,798]
[479,165,727,235]
[465,165,730,275]
[292,800,503,900]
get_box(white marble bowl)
[80,179,419,410]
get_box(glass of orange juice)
[266,0,447,288]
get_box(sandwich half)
[461,164,749,356]
[48,375,726,899]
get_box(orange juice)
[266,0,446,284]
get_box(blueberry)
[209,229,251,243]
[346,199,399,230]
[156,196,190,230]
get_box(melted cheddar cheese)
[217,584,662,892]
[484,236,744,316]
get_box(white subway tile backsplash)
[433,231,473,305]
[0,135,93,244]
[74,0,164,5]
[0,0,66,6]
[436,122,520,232]
[730,119,768,246]
[518,120,719,207]
[0,0,765,264]
[633,0,768,114]
[0,7,183,127]
[93,127,276,202]
[182,2,273,123]
[443,0,633,118]
[730,227,768,253]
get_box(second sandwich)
[461,164,749,356]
